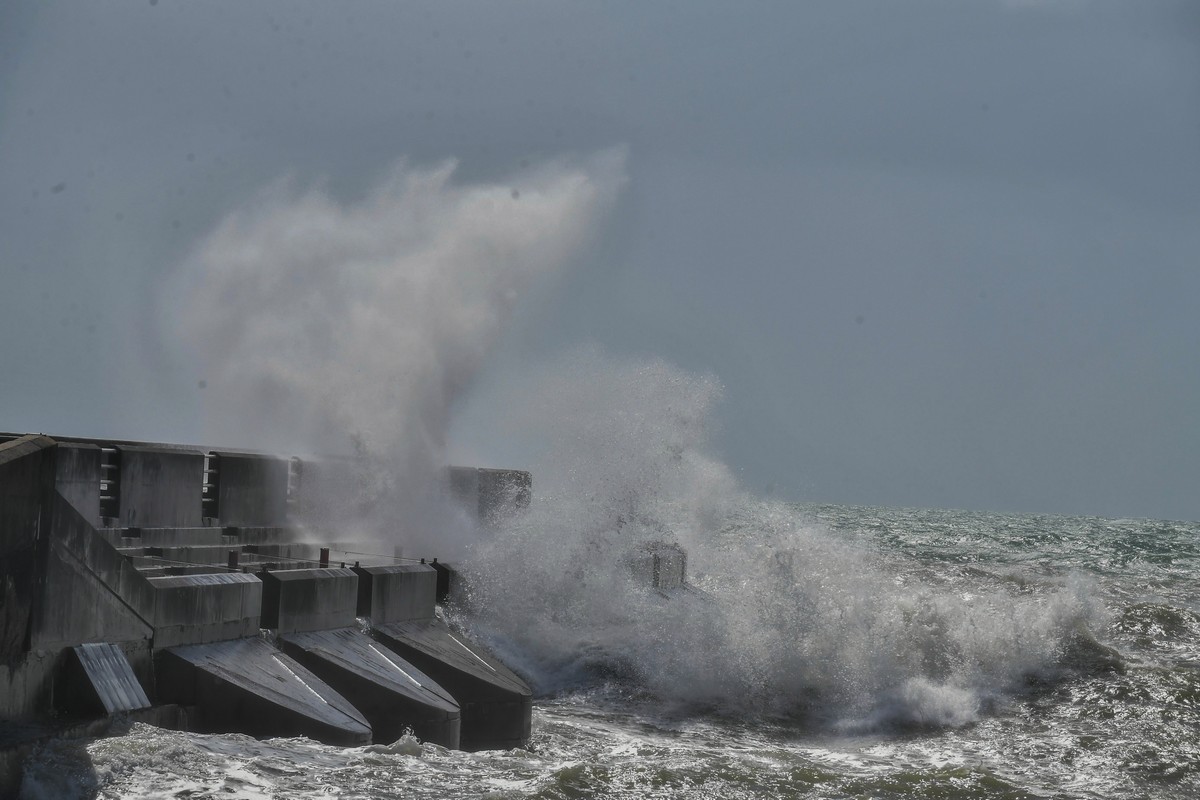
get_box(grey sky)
[2,1,1198,520]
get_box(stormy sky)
[2,1,1198,520]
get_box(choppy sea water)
[20,504,1200,799]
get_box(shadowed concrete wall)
[54,442,101,528]
[30,494,155,651]
[212,452,288,527]
[261,568,358,634]
[0,435,55,663]
[0,436,56,720]
[3,439,161,720]
[117,446,204,528]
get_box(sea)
[18,502,1199,799]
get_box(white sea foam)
[458,349,1106,730]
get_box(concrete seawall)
[0,432,544,790]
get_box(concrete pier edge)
[2,430,545,789]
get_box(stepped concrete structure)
[0,432,534,793]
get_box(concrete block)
[211,452,289,527]
[353,564,436,623]
[478,468,532,520]
[628,542,688,591]
[281,628,460,747]
[651,543,687,590]
[447,467,532,525]
[374,619,532,751]
[260,568,358,634]
[157,637,371,746]
[149,573,262,648]
[117,446,204,528]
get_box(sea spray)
[153,142,1111,739]
[160,152,626,555]
[458,349,1108,731]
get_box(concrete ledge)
[149,573,262,648]
[260,568,358,634]
[157,637,371,746]
[353,564,436,623]
[281,628,460,747]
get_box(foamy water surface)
[20,504,1200,799]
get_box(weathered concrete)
[29,493,155,652]
[54,442,102,527]
[157,637,372,745]
[281,628,461,747]
[116,446,204,528]
[430,559,454,603]
[2,431,540,757]
[2,435,158,721]
[629,542,688,591]
[59,643,151,716]
[0,650,58,722]
[96,526,233,548]
[2,641,154,723]
[0,435,56,664]
[374,619,532,751]
[260,568,358,634]
[149,573,262,648]
[95,526,293,551]
[448,467,532,525]
[210,452,289,526]
[353,564,436,623]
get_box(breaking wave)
[458,348,1109,731]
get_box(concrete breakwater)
[0,432,535,793]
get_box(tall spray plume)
[163,151,626,551]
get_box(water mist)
[161,151,626,554]
[458,349,1109,732]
